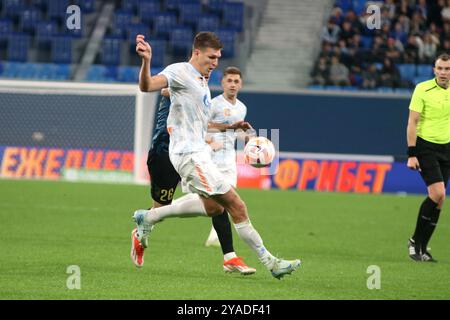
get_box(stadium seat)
[3,0,27,19]
[121,0,139,14]
[207,0,226,13]
[148,39,166,67]
[397,64,416,82]
[101,37,121,65]
[209,69,222,86]
[138,0,161,24]
[112,10,134,39]
[36,20,59,47]
[0,18,13,47]
[47,0,70,22]
[170,26,194,56]
[7,33,30,62]
[51,36,72,64]
[19,8,41,34]
[335,0,353,12]
[179,2,202,26]
[352,0,366,15]
[307,85,325,90]
[214,28,236,58]
[153,12,178,39]
[360,35,373,49]
[376,87,394,93]
[416,64,433,77]
[196,14,220,33]
[117,66,139,83]
[394,88,413,94]
[85,64,115,82]
[223,1,244,32]
[414,76,430,85]
[127,23,150,47]
[76,0,96,13]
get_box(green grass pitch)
[1,179,449,299]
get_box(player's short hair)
[223,66,242,79]
[435,53,450,65]
[193,32,223,50]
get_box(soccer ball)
[244,137,276,168]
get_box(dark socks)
[412,197,440,253]
[212,210,234,255]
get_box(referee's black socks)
[212,210,234,255]
[412,197,441,253]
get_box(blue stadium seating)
[112,10,134,39]
[208,0,226,13]
[179,2,202,26]
[36,21,59,47]
[0,18,13,46]
[153,12,178,39]
[416,64,433,77]
[76,0,96,13]
[397,64,416,82]
[196,14,220,32]
[121,0,139,14]
[352,0,366,15]
[127,23,151,45]
[223,1,244,32]
[51,36,72,64]
[48,0,70,22]
[215,27,236,58]
[139,0,161,24]
[3,0,27,19]
[7,33,30,62]
[20,8,41,34]
[101,37,121,65]
[170,26,194,56]
[148,39,166,67]
[117,66,139,82]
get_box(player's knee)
[203,201,224,216]
[429,187,446,205]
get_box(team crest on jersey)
[203,94,211,108]
[224,108,231,116]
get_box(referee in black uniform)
[406,53,450,262]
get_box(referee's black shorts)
[416,137,450,187]
[147,149,180,205]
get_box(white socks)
[234,220,276,270]
[145,193,207,224]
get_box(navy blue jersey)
[150,95,170,154]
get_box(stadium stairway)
[244,0,334,90]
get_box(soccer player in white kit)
[133,32,301,279]
[204,67,251,248]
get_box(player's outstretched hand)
[407,157,421,172]
[136,34,152,61]
[230,120,252,131]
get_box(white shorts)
[217,167,237,188]
[170,150,231,197]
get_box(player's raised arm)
[136,35,168,92]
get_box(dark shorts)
[416,137,450,187]
[147,149,180,205]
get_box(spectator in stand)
[441,0,450,23]
[328,55,350,86]
[310,56,329,86]
[397,14,411,34]
[404,34,421,63]
[361,64,379,90]
[428,0,445,28]
[321,19,340,44]
[383,0,397,19]
[379,58,401,88]
[391,22,408,45]
[339,20,355,44]
[344,10,363,34]
[422,32,440,64]
[416,0,428,20]
[437,38,450,55]
[330,6,344,25]
[410,10,428,35]
[397,0,414,17]
[386,37,404,64]
[369,35,388,63]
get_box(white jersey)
[209,94,247,170]
[159,62,212,155]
